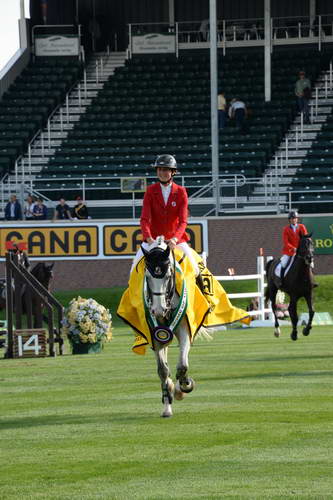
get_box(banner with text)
[0,221,207,260]
[35,35,80,56]
[303,216,333,254]
[132,33,176,54]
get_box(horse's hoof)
[174,380,185,400]
[290,332,298,341]
[161,411,172,418]
[180,377,195,394]
[274,328,281,338]
[303,327,311,336]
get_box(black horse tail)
[264,260,274,301]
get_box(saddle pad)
[117,248,250,355]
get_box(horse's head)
[297,233,314,266]
[32,263,54,289]
[143,237,175,322]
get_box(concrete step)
[276,149,307,156]
[290,123,322,131]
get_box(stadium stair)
[0,52,126,214]
[248,65,333,214]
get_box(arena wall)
[1,214,332,290]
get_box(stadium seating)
[29,48,331,206]
[0,57,82,176]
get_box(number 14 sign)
[13,330,47,358]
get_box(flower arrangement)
[61,297,112,347]
[276,291,290,319]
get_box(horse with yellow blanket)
[117,237,250,417]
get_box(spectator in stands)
[4,194,22,221]
[72,195,89,219]
[24,195,36,220]
[218,91,227,129]
[33,198,48,220]
[199,19,209,41]
[229,98,248,134]
[295,71,311,124]
[53,197,72,221]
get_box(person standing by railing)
[295,70,311,124]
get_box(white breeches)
[131,241,200,276]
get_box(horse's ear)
[47,263,54,270]
[308,231,313,238]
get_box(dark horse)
[0,262,54,312]
[265,234,316,341]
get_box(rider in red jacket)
[132,154,199,276]
[279,210,308,282]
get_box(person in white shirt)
[229,97,248,133]
[24,195,36,220]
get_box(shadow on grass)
[203,370,333,382]
[0,412,153,430]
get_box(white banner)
[35,35,80,56]
[132,33,176,54]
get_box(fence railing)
[128,14,333,55]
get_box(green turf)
[1,325,333,499]
[52,274,333,327]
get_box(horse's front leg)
[288,298,299,341]
[303,291,315,337]
[269,286,281,337]
[154,343,174,418]
[175,324,194,397]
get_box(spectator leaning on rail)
[131,154,203,284]
[24,195,36,220]
[4,194,22,221]
[72,195,89,219]
[53,197,72,221]
[33,198,48,220]
[295,70,311,124]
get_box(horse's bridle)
[145,249,176,317]
[296,237,314,266]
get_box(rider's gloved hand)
[168,237,178,250]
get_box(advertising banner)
[0,221,207,260]
[302,216,333,254]
[132,33,176,54]
[35,35,80,56]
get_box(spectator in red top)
[131,154,199,276]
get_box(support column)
[264,0,271,102]
[210,0,219,215]
[19,0,28,49]
[169,0,175,26]
[309,0,316,28]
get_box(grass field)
[1,323,333,499]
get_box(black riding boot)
[279,266,286,289]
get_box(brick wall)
[1,215,332,290]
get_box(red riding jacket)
[140,182,189,243]
[282,223,308,256]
